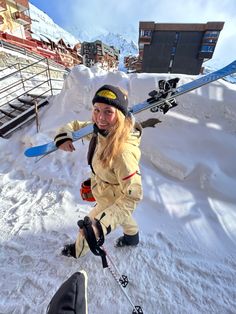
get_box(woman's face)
[92,103,117,130]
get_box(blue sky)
[29,0,236,66]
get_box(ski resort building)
[0,1,119,70]
[0,0,81,67]
[0,0,31,38]
[81,40,119,71]
[126,21,224,74]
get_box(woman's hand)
[58,140,75,152]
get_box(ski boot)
[115,232,139,248]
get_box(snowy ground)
[0,64,236,314]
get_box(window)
[171,46,176,55]
[200,45,214,52]
[204,31,219,38]
[139,43,144,50]
[175,32,180,41]
[203,31,219,44]
[140,29,152,37]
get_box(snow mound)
[0,66,236,313]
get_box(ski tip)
[24,146,45,157]
[24,148,36,157]
[24,142,57,158]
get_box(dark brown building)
[136,21,224,74]
[81,40,119,71]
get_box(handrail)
[0,58,63,114]
[0,60,67,82]
[0,80,51,114]
[0,57,48,82]
[0,77,24,99]
[15,80,52,100]
[0,77,52,109]
[0,48,65,137]
[0,67,49,98]
[0,62,20,73]
[0,82,25,103]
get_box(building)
[0,0,31,39]
[124,55,140,73]
[0,2,118,70]
[81,40,119,71]
[130,21,224,74]
[0,0,83,68]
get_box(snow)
[0,64,236,314]
[29,3,80,47]
[29,2,236,82]
[29,3,138,72]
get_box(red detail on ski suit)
[122,171,137,181]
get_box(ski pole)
[106,258,143,314]
[102,246,129,287]
[77,216,143,313]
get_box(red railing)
[13,11,31,25]
[0,0,7,11]
[0,30,82,68]
[15,0,29,10]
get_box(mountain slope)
[29,3,138,70]
[92,32,138,56]
[92,32,138,70]
[30,3,80,46]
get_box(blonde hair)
[99,110,133,167]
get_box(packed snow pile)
[0,64,236,314]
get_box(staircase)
[0,57,67,137]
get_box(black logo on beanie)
[92,85,128,116]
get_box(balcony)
[8,0,29,11]
[198,51,213,60]
[139,29,152,44]
[0,0,7,12]
[13,11,31,25]
[139,36,151,45]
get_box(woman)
[54,85,143,258]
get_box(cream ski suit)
[55,120,143,258]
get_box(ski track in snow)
[0,157,235,314]
[0,67,236,313]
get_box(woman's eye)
[93,108,114,115]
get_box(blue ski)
[24,60,236,158]
[25,124,94,157]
